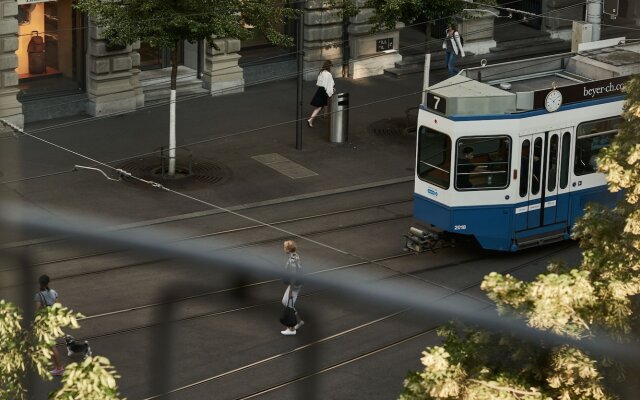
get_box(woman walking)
[443,24,465,76]
[35,274,64,376]
[281,240,304,335]
[307,60,335,128]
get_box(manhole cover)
[368,118,409,137]
[117,156,229,190]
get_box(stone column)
[543,0,583,41]
[130,41,144,108]
[457,11,497,55]
[348,1,402,79]
[202,38,244,96]
[628,0,640,25]
[304,1,343,81]
[86,19,141,116]
[0,0,23,128]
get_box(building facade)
[1,0,639,126]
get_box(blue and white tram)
[412,41,637,251]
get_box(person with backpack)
[280,240,304,335]
[443,23,465,76]
[35,274,65,376]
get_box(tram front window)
[417,126,451,189]
[575,117,621,176]
[455,136,511,190]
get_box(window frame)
[454,135,512,191]
[416,126,452,189]
[574,117,621,176]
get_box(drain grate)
[117,156,229,190]
[368,118,409,137]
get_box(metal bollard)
[329,93,349,143]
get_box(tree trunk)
[168,41,178,176]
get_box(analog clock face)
[545,89,563,112]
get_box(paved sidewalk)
[1,69,434,237]
[4,17,638,234]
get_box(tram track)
[0,199,412,286]
[73,242,569,348]
[136,242,574,400]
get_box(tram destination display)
[426,92,447,114]
[533,76,628,110]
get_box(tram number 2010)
[454,225,467,231]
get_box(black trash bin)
[329,93,349,143]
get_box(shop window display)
[16,0,84,95]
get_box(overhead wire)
[1,0,628,189]
[0,117,484,297]
[8,0,585,118]
[0,2,632,284]
[3,0,592,126]
[0,1,601,188]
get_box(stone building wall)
[0,0,23,128]
[202,38,244,96]
[304,1,343,81]
[85,19,143,116]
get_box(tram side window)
[519,140,530,197]
[574,117,621,176]
[417,126,451,189]
[531,138,543,195]
[455,136,511,190]
[547,134,559,192]
[560,132,571,189]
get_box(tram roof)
[425,39,640,117]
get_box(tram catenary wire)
[137,242,574,400]
[0,45,609,269]
[0,0,549,121]
[0,0,594,135]
[0,126,450,300]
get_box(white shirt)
[443,30,465,57]
[35,289,58,307]
[316,70,335,97]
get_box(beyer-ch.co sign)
[533,76,628,109]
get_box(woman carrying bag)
[443,24,465,76]
[280,240,304,336]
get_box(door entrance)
[516,128,573,231]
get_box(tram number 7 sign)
[426,93,447,114]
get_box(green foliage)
[400,325,612,400]
[364,0,498,33]
[52,357,122,400]
[400,75,640,399]
[0,301,123,400]
[74,0,299,49]
[365,0,469,30]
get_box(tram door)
[517,129,572,231]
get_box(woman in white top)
[443,24,465,76]
[35,274,65,376]
[307,60,335,128]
